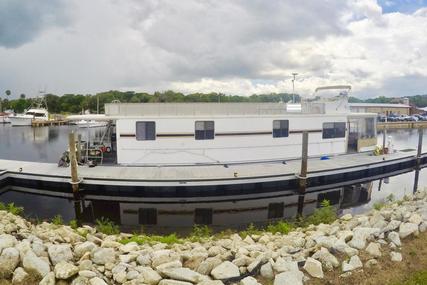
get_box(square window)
[268,202,284,219]
[136,121,156,140]
[195,121,214,140]
[322,122,346,139]
[194,208,213,225]
[138,208,157,225]
[273,120,289,138]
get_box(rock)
[119,242,139,253]
[312,247,339,271]
[55,261,79,279]
[89,277,108,285]
[39,272,55,285]
[408,213,423,225]
[22,250,50,278]
[365,242,381,258]
[139,266,162,285]
[342,255,363,272]
[156,260,182,272]
[211,261,240,279]
[333,240,359,257]
[273,270,304,285]
[158,280,193,285]
[75,242,97,258]
[314,236,337,249]
[71,276,91,285]
[198,281,224,285]
[137,254,151,266]
[162,267,207,283]
[303,257,323,279]
[273,257,299,273]
[197,257,222,275]
[0,247,20,278]
[79,270,97,278]
[0,234,17,252]
[113,270,127,283]
[260,262,274,279]
[420,222,427,233]
[390,252,402,262]
[387,231,401,246]
[79,260,93,271]
[340,272,352,278]
[348,227,379,250]
[240,276,261,285]
[365,259,378,268]
[127,270,139,280]
[48,244,73,266]
[341,213,353,221]
[12,267,29,285]
[399,223,419,239]
[92,248,116,265]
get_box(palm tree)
[20,93,26,99]
[5,90,11,97]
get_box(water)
[0,125,426,232]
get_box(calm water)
[0,124,426,232]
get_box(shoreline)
[0,190,426,285]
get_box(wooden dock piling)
[297,131,309,216]
[413,128,424,193]
[68,132,80,196]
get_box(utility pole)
[292,73,298,103]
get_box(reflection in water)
[0,127,426,232]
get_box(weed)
[120,233,181,245]
[69,219,78,230]
[189,224,212,241]
[95,217,120,235]
[239,223,261,238]
[266,221,293,234]
[51,215,64,226]
[386,193,395,202]
[373,201,386,211]
[0,202,24,216]
[302,200,337,226]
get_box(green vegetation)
[69,219,78,230]
[0,202,24,216]
[51,215,64,225]
[396,270,427,285]
[373,201,386,211]
[189,224,213,241]
[0,90,299,113]
[120,233,181,246]
[239,223,262,238]
[301,199,337,226]
[95,217,120,235]
[266,221,293,234]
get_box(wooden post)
[77,134,82,163]
[413,128,423,193]
[297,132,309,216]
[382,116,387,154]
[68,132,80,195]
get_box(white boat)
[9,108,49,126]
[67,85,378,166]
[0,110,13,124]
[74,119,108,128]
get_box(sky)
[0,0,427,99]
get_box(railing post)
[68,132,80,196]
[297,132,309,216]
[77,134,82,163]
[413,128,423,193]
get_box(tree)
[20,94,26,99]
[5,90,11,97]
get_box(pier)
[31,120,68,127]
[377,121,427,130]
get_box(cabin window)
[322,122,346,139]
[268,202,284,219]
[138,208,157,225]
[195,121,214,140]
[194,208,213,225]
[136,121,156,140]
[273,120,289,138]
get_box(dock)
[0,150,426,202]
[31,120,68,127]
[377,121,427,130]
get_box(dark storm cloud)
[0,0,69,48]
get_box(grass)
[373,201,386,211]
[95,217,120,235]
[69,219,78,229]
[51,215,64,225]
[120,233,181,246]
[188,224,213,242]
[239,223,262,238]
[300,199,337,227]
[0,202,24,216]
[266,221,293,234]
[398,271,427,285]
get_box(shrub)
[51,215,64,225]
[0,202,24,216]
[373,201,385,211]
[69,219,79,229]
[266,221,293,234]
[95,217,120,235]
[303,200,337,226]
[239,223,261,238]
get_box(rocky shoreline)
[1,191,427,285]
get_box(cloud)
[0,0,70,48]
[0,0,426,98]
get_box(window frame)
[195,121,215,140]
[272,120,289,138]
[136,121,156,141]
[322,122,346,139]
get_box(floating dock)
[0,150,426,202]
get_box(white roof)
[349,103,410,108]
